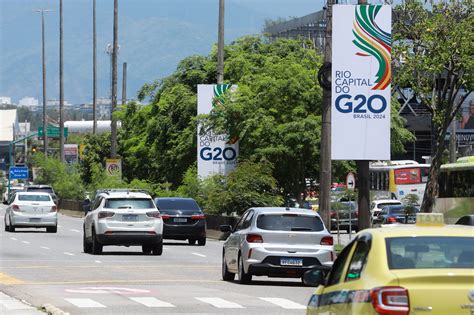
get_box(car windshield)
[155,199,200,212]
[18,194,51,202]
[105,198,154,209]
[387,236,474,269]
[256,214,324,232]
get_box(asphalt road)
[0,204,333,315]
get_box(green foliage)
[402,193,420,206]
[31,153,85,200]
[79,133,111,185]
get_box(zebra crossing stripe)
[259,297,306,309]
[0,292,34,310]
[195,297,244,308]
[64,298,106,308]
[129,297,175,308]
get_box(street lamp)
[33,9,52,157]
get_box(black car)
[25,185,58,204]
[154,197,206,246]
[455,215,474,226]
[330,201,358,233]
[373,205,419,225]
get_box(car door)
[374,207,386,225]
[225,211,250,272]
[84,196,102,237]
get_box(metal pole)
[93,0,97,134]
[59,0,65,162]
[449,120,456,163]
[122,62,127,105]
[217,0,225,84]
[318,0,334,230]
[110,0,118,158]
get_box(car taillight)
[320,236,334,245]
[191,214,205,220]
[12,204,21,212]
[330,211,337,218]
[98,211,115,219]
[161,215,170,220]
[50,205,57,212]
[146,211,161,218]
[371,286,409,315]
[246,234,263,243]
[388,217,397,223]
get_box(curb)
[41,303,70,315]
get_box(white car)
[370,199,402,222]
[2,186,24,203]
[220,207,334,284]
[83,189,163,255]
[4,192,57,233]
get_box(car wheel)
[4,219,7,232]
[46,226,57,233]
[83,228,92,254]
[142,245,152,254]
[91,228,103,255]
[197,237,206,246]
[222,251,235,281]
[9,219,15,233]
[188,238,196,245]
[237,253,252,284]
[152,241,163,256]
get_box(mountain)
[0,0,320,104]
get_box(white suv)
[83,189,163,255]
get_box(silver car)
[220,207,334,284]
[4,192,58,233]
[83,189,164,255]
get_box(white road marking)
[0,292,34,310]
[259,297,306,309]
[57,225,62,228]
[163,247,169,250]
[64,298,106,308]
[95,260,102,264]
[10,238,17,241]
[21,241,30,244]
[65,287,150,294]
[63,252,75,256]
[196,297,244,309]
[40,246,50,250]
[192,252,206,258]
[70,229,80,233]
[129,297,175,308]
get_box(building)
[0,97,12,105]
[0,109,19,170]
[18,97,39,107]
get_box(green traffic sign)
[38,127,68,138]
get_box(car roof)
[16,192,52,196]
[26,185,53,188]
[101,191,152,199]
[250,207,320,215]
[154,197,195,201]
[373,199,401,204]
[363,225,473,238]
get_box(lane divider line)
[21,241,30,244]
[195,297,244,309]
[129,297,175,308]
[95,261,102,264]
[40,246,50,250]
[259,297,306,309]
[70,229,80,233]
[63,252,75,256]
[64,298,106,308]
[192,253,206,258]
[10,238,17,241]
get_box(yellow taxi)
[305,214,474,315]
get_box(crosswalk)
[58,295,307,311]
[0,292,43,314]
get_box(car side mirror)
[303,268,328,287]
[219,225,232,233]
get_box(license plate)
[122,214,138,221]
[29,218,41,222]
[280,258,303,266]
[174,218,187,223]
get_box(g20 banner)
[197,84,239,178]
[332,5,391,160]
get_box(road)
[0,204,335,315]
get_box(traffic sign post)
[346,172,356,239]
[38,127,68,138]
[346,172,356,190]
[9,167,29,180]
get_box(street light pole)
[110,0,118,158]
[93,0,97,134]
[34,9,52,158]
[217,0,225,84]
[59,0,65,162]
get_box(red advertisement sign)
[394,168,420,185]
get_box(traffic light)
[32,145,37,153]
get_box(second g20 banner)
[331,5,391,160]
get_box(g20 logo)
[335,94,387,114]
[200,147,237,161]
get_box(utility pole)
[318,0,335,230]
[34,9,51,158]
[356,0,371,231]
[93,0,97,134]
[217,0,225,84]
[122,62,127,106]
[59,0,65,162]
[449,121,456,162]
[110,0,118,158]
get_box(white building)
[18,97,39,108]
[0,97,12,105]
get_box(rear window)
[389,206,419,214]
[105,198,155,209]
[377,202,400,209]
[18,194,51,202]
[27,187,54,194]
[387,236,474,269]
[256,214,324,232]
[155,199,200,212]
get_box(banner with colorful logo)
[332,5,391,160]
[106,158,122,178]
[197,84,238,178]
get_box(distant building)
[47,99,72,107]
[0,97,12,105]
[18,97,39,108]
[0,109,19,170]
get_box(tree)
[393,2,473,212]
